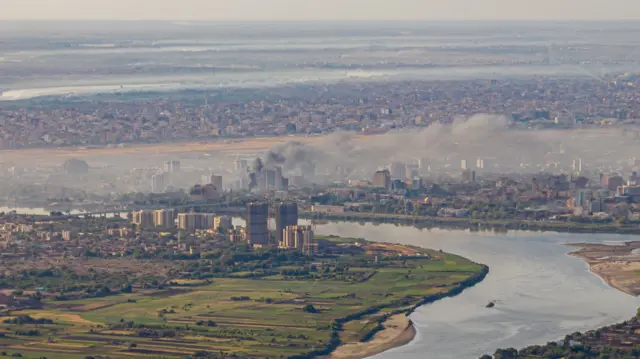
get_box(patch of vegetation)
[3,315,53,325]
[0,238,486,359]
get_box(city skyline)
[2,0,640,21]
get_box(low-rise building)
[280,225,316,255]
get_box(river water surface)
[8,210,637,358]
[308,222,640,359]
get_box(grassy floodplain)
[0,236,487,359]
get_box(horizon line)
[1,19,640,23]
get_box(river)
[0,207,82,215]
[7,209,639,358]
[305,221,640,359]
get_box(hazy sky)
[2,0,640,21]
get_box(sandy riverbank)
[569,242,640,296]
[327,314,416,359]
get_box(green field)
[0,246,486,359]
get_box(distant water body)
[306,222,640,359]
[0,65,625,101]
[2,23,640,100]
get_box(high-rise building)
[201,174,212,185]
[177,213,215,232]
[177,213,194,232]
[246,203,269,245]
[280,225,316,255]
[588,198,604,213]
[389,162,406,179]
[606,175,625,192]
[189,184,221,201]
[265,169,277,189]
[391,179,406,190]
[201,174,223,190]
[461,159,468,170]
[153,209,175,228]
[407,166,419,179]
[275,203,298,245]
[280,177,289,191]
[372,170,391,190]
[418,158,426,170]
[575,189,593,207]
[133,210,154,228]
[461,169,476,183]
[212,175,223,190]
[164,160,181,173]
[274,167,283,190]
[476,158,484,169]
[411,177,423,189]
[151,173,167,193]
[202,213,215,229]
[572,158,583,172]
[213,215,232,231]
[234,159,248,172]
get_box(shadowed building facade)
[275,202,298,245]
[246,202,269,245]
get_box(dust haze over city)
[5,3,640,359]
[2,20,640,205]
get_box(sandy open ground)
[328,314,416,359]
[0,136,325,161]
[0,127,626,165]
[569,242,640,296]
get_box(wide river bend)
[308,222,640,359]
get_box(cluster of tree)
[310,193,348,206]
[484,321,640,359]
[302,304,317,313]
[230,296,251,301]
[14,330,40,336]
[0,265,141,294]
[178,247,314,279]
[481,345,640,358]
[195,320,217,327]
[279,265,371,283]
[0,352,24,357]
[3,315,52,325]
[168,279,212,287]
[135,328,176,338]
[464,203,518,220]
[187,351,242,358]
[55,283,119,301]
[255,297,274,304]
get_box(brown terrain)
[569,242,640,296]
[0,127,623,165]
[327,314,416,359]
[0,134,369,164]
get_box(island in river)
[0,234,487,359]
